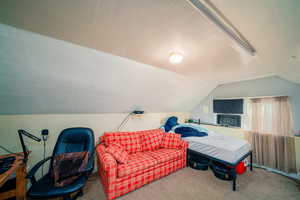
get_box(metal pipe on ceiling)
[186,0,256,55]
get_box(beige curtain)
[245,96,296,173]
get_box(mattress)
[183,132,251,164]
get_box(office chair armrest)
[27,156,52,184]
[81,151,95,176]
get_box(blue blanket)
[174,126,208,138]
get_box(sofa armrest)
[96,144,117,172]
[179,139,188,167]
[96,144,118,199]
[102,153,117,172]
[179,140,189,150]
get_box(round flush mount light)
[169,52,183,64]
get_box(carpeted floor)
[81,167,300,200]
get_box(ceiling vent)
[186,0,256,55]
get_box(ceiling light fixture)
[169,52,183,64]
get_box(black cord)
[251,164,299,180]
[42,140,46,176]
[0,145,15,154]
[0,145,23,157]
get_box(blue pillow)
[174,127,208,137]
[164,125,171,132]
[164,116,179,132]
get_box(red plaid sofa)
[96,129,188,200]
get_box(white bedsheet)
[183,132,251,164]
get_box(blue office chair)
[27,127,95,200]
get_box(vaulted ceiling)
[0,0,299,114]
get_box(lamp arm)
[18,130,41,142]
[26,156,52,184]
[18,130,41,164]
[116,113,132,131]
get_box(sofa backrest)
[134,128,164,137]
[102,131,142,154]
[137,129,164,151]
[102,129,164,154]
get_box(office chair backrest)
[51,127,95,173]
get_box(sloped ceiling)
[0,0,299,114]
[0,23,216,114]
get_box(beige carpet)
[81,168,300,200]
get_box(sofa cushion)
[117,152,157,177]
[160,133,182,149]
[106,143,129,164]
[140,130,164,151]
[103,132,142,154]
[144,149,183,164]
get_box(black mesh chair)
[27,127,95,200]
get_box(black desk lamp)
[18,130,41,164]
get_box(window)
[248,96,293,135]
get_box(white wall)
[0,112,189,177]
[0,23,217,114]
[191,76,300,133]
